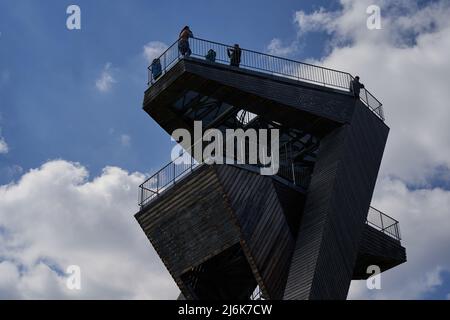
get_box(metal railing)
[138,153,401,242]
[366,206,401,241]
[147,37,385,121]
[139,152,201,208]
[138,143,310,208]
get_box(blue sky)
[0,0,339,185]
[1,0,450,300]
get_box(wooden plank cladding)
[135,164,241,298]
[142,57,357,139]
[353,224,407,280]
[135,164,306,300]
[183,58,354,123]
[215,165,305,299]
[283,103,390,300]
[137,54,406,300]
[135,160,406,299]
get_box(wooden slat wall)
[184,59,354,124]
[139,58,399,300]
[352,225,406,279]
[136,163,306,300]
[215,165,299,299]
[135,165,241,296]
[143,63,193,136]
[144,61,187,103]
[283,103,390,300]
[142,58,354,139]
[273,181,306,237]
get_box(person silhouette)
[151,58,162,80]
[350,76,365,99]
[227,44,242,67]
[178,26,194,56]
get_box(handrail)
[138,137,312,208]
[138,154,402,242]
[366,206,401,241]
[147,37,385,121]
[138,148,200,208]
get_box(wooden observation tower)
[134,37,406,300]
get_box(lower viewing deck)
[135,160,405,299]
[138,155,401,242]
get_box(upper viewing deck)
[147,37,385,121]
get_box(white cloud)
[143,41,168,64]
[120,134,131,147]
[0,137,8,154]
[349,177,450,299]
[289,0,450,299]
[267,38,298,57]
[95,63,116,92]
[0,125,8,154]
[0,160,178,299]
[307,0,450,185]
[295,7,339,35]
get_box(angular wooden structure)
[134,38,406,300]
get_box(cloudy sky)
[1,0,449,299]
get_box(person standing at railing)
[227,44,242,67]
[350,76,365,99]
[178,26,194,56]
[205,49,216,62]
[150,58,162,80]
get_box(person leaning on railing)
[350,75,365,99]
[227,44,242,67]
[150,58,162,80]
[178,26,193,56]
[205,49,216,62]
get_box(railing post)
[156,173,159,195]
[396,223,400,240]
[164,51,167,73]
[284,143,288,179]
[291,162,296,185]
[173,162,176,185]
[140,185,143,207]
[321,68,326,86]
[380,211,384,231]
